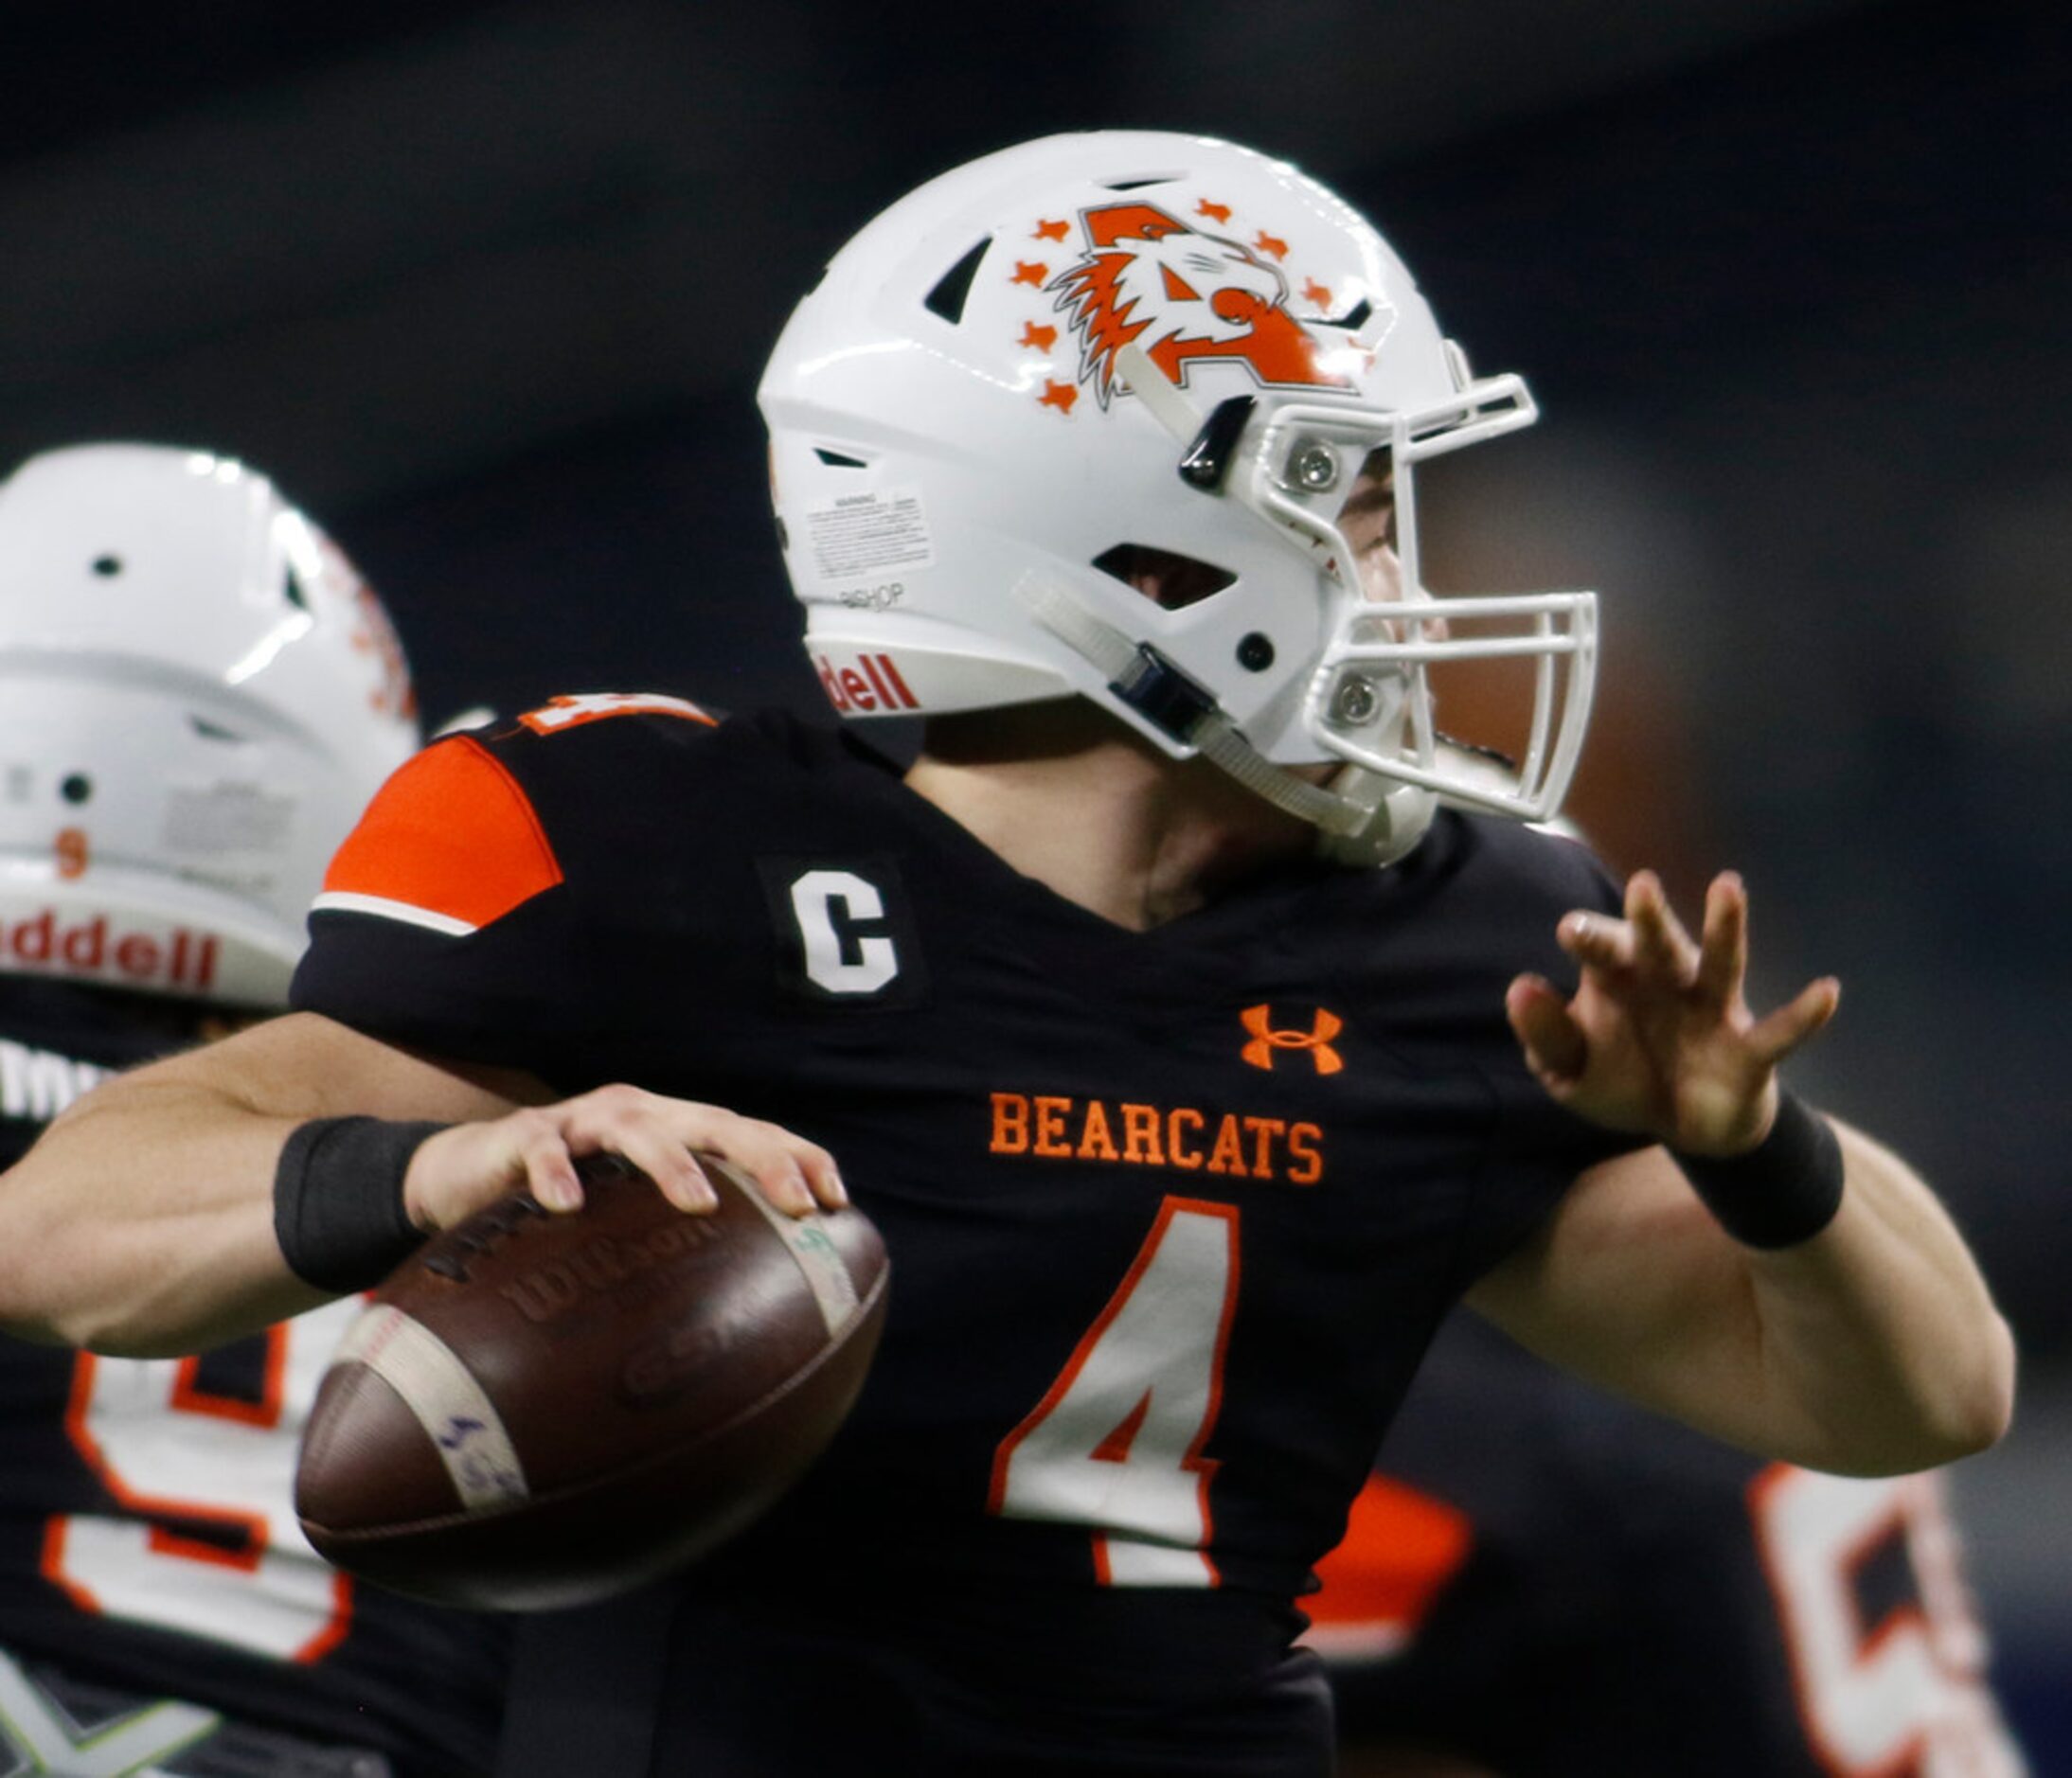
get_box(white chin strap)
[1017,573,1436,865]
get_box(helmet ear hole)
[1092,544,1235,611]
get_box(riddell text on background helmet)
[0,444,421,1008]
[759,130,1597,864]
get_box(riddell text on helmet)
[2,908,220,993]
[815,652,921,714]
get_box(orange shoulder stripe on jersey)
[316,737,563,933]
[518,691,717,734]
[1302,1473,1474,1656]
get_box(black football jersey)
[292,700,1640,1771]
[0,976,509,1776]
[1315,1314,2029,1777]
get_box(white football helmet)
[0,444,421,1007]
[759,130,1596,863]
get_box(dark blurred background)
[5,0,2065,1757]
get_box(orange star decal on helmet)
[1196,199,1232,224]
[1038,380,1078,414]
[1302,277,1332,308]
[1254,230,1289,261]
[1019,322,1058,352]
[1011,260,1050,287]
[1032,219,1069,241]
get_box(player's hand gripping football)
[402,1084,848,1232]
[1504,870,1841,1155]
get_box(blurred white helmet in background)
[760,130,1596,863]
[0,443,420,1007]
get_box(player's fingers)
[1627,870,1698,987]
[1506,974,1588,1087]
[615,1131,722,1214]
[1695,872,1749,1007]
[504,1111,588,1215]
[546,1087,722,1213]
[794,1142,849,1211]
[540,1087,844,1218]
[690,1116,834,1218]
[1747,976,1841,1068]
[1557,909,1636,973]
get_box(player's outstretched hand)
[402,1085,847,1231]
[1504,870,1841,1154]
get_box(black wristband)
[274,1116,451,1291]
[1670,1092,1845,1250]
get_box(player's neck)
[903,703,1313,933]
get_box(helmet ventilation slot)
[923,239,992,324]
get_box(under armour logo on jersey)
[1240,1005,1344,1075]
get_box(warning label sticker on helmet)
[162,783,296,862]
[805,487,935,584]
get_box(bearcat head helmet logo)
[759,132,1599,868]
[1051,200,1350,409]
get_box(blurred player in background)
[0,444,506,1774]
[0,138,2014,1778]
[1316,1315,2027,1777]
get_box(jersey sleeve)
[290,727,605,1077]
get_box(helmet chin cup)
[1315,766,1438,868]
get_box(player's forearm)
[0,1010,526,1356]
[1744,1117,2014,1476]
[1470,1128,2014,1476]
[0,1072,330,1354]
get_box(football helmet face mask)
[0,444,421,1007]
[759,130,1596,862]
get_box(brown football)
[295,1152,888,1611]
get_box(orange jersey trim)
[318,737,563,933]
[518,691,718,734]
[1304,1473,1474,1656]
